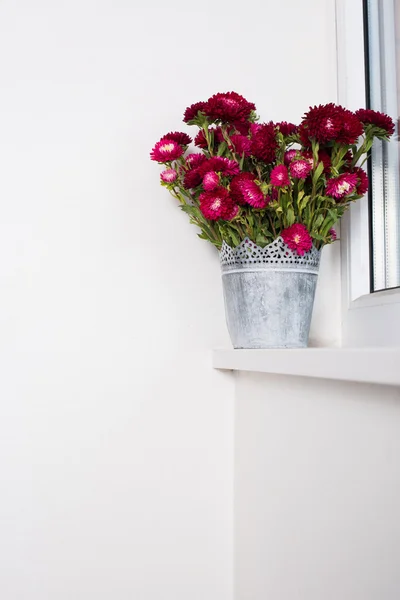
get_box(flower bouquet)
[151,92,394,348]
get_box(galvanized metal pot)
[220,237,321,349]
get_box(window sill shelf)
[213,347,400,387]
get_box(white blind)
[366,0,400,291]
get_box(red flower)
[355,109,395,136]
[275,121,298,136]
[270,164,290,187]
[160,131,192,146]
[185,153,207,169]
[318,149,332,174]
[183,101,207,123]
[250,122,278,163]
[150,139,184,162]
[326,172,358,199]
[203,91,256,123]
[160,169,177,183]
[299,103,363,145]
[199,187,239,221]
[230,134,252,156]
[198,157,240,177]
[329,228,337,241]
[353,166,369,195]
[289,160,312,179]
[230,172,257,205]
[282,223,313,256]
[194,127,224,149]
[183,169,202,189]
[203,171,220,191]
[301,150,331,174]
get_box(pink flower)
[160,168,177,183]
[230,134,252,156]
[230,172,256,205]
[203,171,220,191]
[270,164,290,187]
[160,131,192,146]
[199,187,239,221]
[240,179,267,209]
[282,223,313,256]
[284,149,298,165]
[289,160,312,179]
[150,139,184,162]
[329,228,337,241]
[326,172,358,199]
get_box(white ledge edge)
[212,348,400,387]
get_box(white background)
[0,0,356,598]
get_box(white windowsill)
[213,347,400,387]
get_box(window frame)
[337,0,400,347]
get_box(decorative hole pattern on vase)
[220,237,321,274]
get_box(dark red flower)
[230,172,257,205]
[194,127,224,149]
[199,187,239,221]
[299,103,363,145]
[355,109,395,136]
[282,223,313,256]
[232,121,251,135]
[185,153,207,169]
[250,122,278,163]
[183,168,202,189]
[230,134,252,156]
[160,131,192,146]
[353,166,369,195]
[275,121,298,136]
[301,149,331,174]
[203,91,256,123]
[198,157,240,177]
[183,101,207,123]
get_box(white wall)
[0,1,238,598]
[235,372,400,600]
[0,0,346,598]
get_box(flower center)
[211,199,222,210]
[161,143,175,152]
[293,235,301,244]
[338,181,351,194]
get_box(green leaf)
[217,141,228,156]
[286,207,295,226]
[299,195,311,212]
[312,161,324,185]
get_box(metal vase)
[220,237,321,349]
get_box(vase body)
[220,237,321,349]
